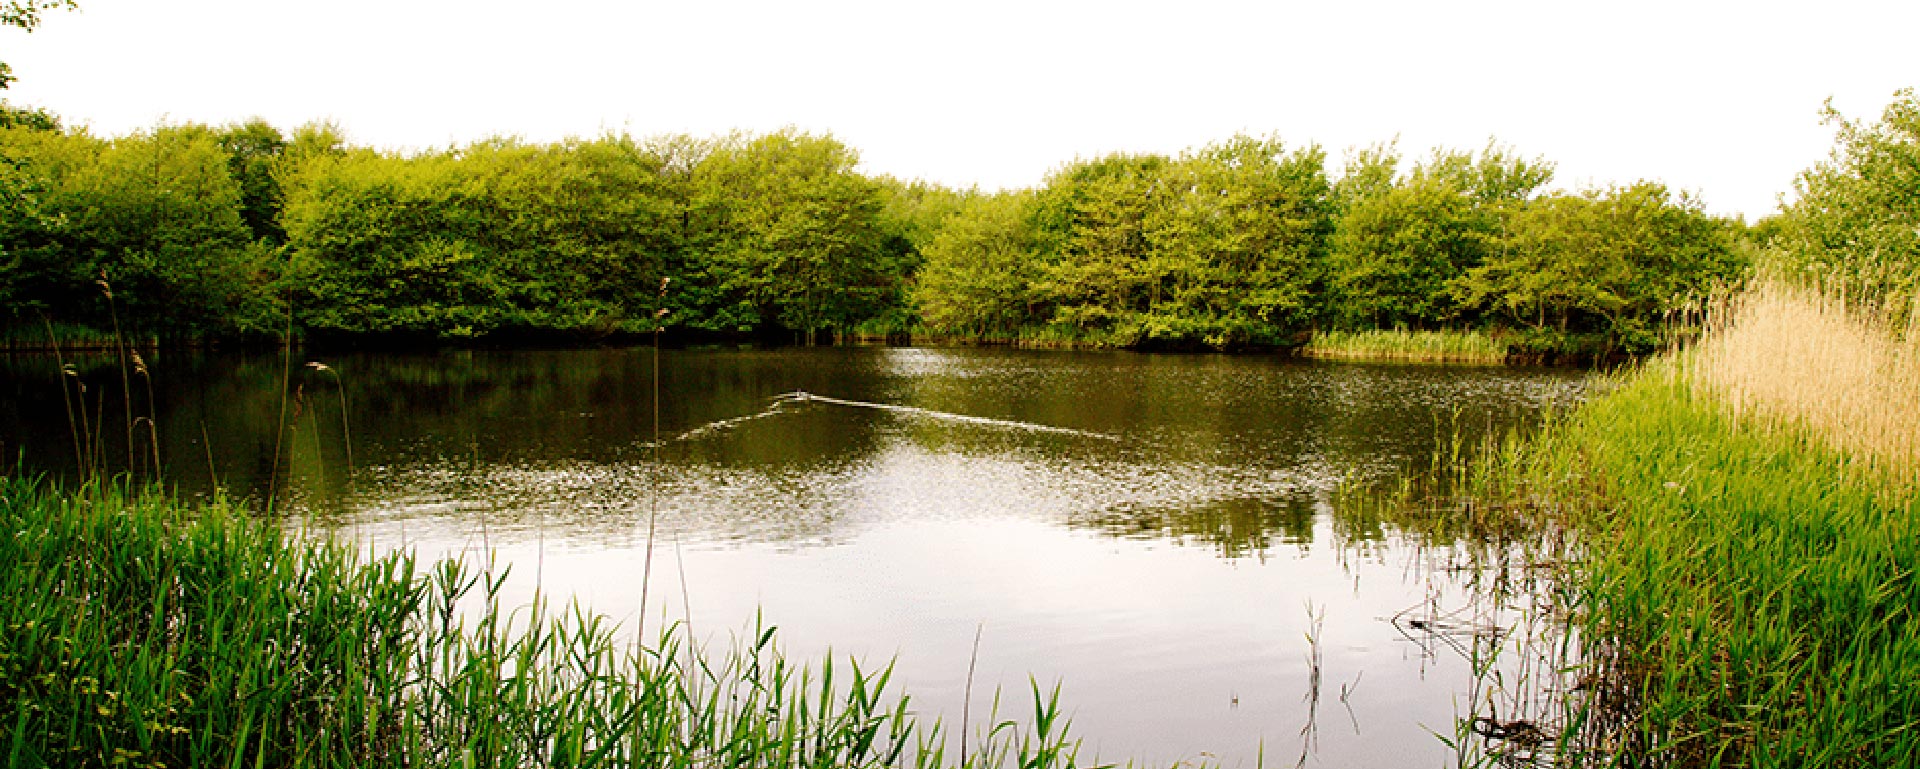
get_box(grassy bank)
[1301,328,1508,364]
[0,479,1089,769]
[1473,283,1920,766]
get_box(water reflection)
[0,346,1587,767]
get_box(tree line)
[0,105,1778,354]
[0,115,921,346]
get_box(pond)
[0,346,1588,767]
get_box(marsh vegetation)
[2,34,1916,766]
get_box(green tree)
[1332,140,1400,210]
[0,123,270,339]
[1139,135,1332,346]
[1773,88,1920,318]
[1326,174,1486,327]
[216,119,288,243]
[1454,182,1742,349]
[912,190,1037,340]
[466,135,678,337]
[1324,143,1552,329]
[872,176,966,334]
[280,132,684,342]
[0,125,96,332]
[687,130,896,342]
[979,138,1337,349]
[0,101,58,130]
[280,147,506,339]
[1416,142,1554,205]
[85,127,267,337]
[0,126,60,327]
[1030,153,1168,341]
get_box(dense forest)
[0,97,1823,356]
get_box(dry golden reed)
[1688,280,1920,485]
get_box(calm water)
[0,346,1587,767]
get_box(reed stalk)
[268,294,294,506]
[42,315,87,481]
[97,275,135,475]
[307,362,354,491]
[640,278,669,641]
[132,349,161,479]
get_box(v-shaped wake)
[771,391,1120,441]
[663,392,1121,444]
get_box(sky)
[4,0,1917,221]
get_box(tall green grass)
[1302,328,1508,364]
[1463,363,1920,767]
[1332,287,1920,766]
[0,478,1096,769]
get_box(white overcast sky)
[5,0,1917,220]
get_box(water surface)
[0,346,1587,767]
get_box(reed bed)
[1543,365,1919,766]
[0,478,1094,769]
[1301,328,1508,364]
[1688,281,1920,487]
[1433,288,1920,766]
[1341,281,1920,766]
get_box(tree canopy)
[1770,88,1920,320]
[0,112,1754,356]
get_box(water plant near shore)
[1330,279,1920,767]
[1302,328,1508,364]
[1415,283,1920,767]
[0,477,1096,769]
[1538,368,1917,766]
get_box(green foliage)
[0,128,55,296]
[1455,183,1743,350]
[1327,174,1490,328]
[913,191,1037,340]
[869,177,968,335]
[1413,142,1555,205]
[0,124,276,340]
[0,118,1740,355]
[1324,143,1552,330]
[1331,140,1400,210]
[1772,88,1920,320]
[1486,367,1920,766]
[281,135,680,341]
[683,130,898,340]
[469,137,678,336]
[908,135,1717,355]
[281,147,502,338]
[996,136,1333,349]
[215,118,288,244]
[4,123,926,346]
[873,176,968,266]
[0,101,59,131]
[1028,152,1167,342]
[1142,136,1333,346]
